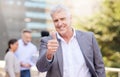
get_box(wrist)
[46,50,54,60]
[46,53,54,60]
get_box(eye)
[54,19,58,22]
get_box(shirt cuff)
[46,55,54,63]
[46,57,52,62]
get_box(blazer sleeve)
[92,33,106,77]
[6,53,16,77]
[36,37,54,72]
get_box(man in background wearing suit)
[36,4,106,77]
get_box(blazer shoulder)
[76,30,94,37]
[40,36,52,42]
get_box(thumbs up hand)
[51,31,57,40]
[46,31,59,60]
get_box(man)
[36,5,106,77]
[15,29,37,77]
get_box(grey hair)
[21,28,32,34]
[50,4,71,17]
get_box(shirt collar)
[20,39,30,46]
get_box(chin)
[24,42,28,45]
[59,31,67,36]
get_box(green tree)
[76,0,120,77]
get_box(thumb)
[51,31,57,39]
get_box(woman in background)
[4,39,20,77]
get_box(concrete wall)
[0,2,9,60]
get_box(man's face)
[52,11,71,36]
[22,32,32,44]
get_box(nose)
[58,20,62,26]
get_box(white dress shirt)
[57,30,91,77]
[15,39,37,70]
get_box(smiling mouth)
[59,25,65,29]
[59,27,65,30]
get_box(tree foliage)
[75,0,120,76]
[83,0,120,68]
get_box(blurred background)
[0,0,120,77]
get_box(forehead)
[14,42,18,44]
[23,32,31,36]
[52,11,68,19]
[12,41,18,45]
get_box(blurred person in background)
[36,5,106,77]
[15,29,37,77]
[5,39,20,77]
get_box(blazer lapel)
[56,39,63,77]
[76,30,97,77]
[76,31,90,67]
[55,31,97,77]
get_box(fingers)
[47,40,58,52]
[20,63,31,68]
[46,31,58,60]
[47,46,58,52]
[48,40,58,44]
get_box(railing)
[0,61,46,77]
[0,61,120,77]
[105,67,120,77]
